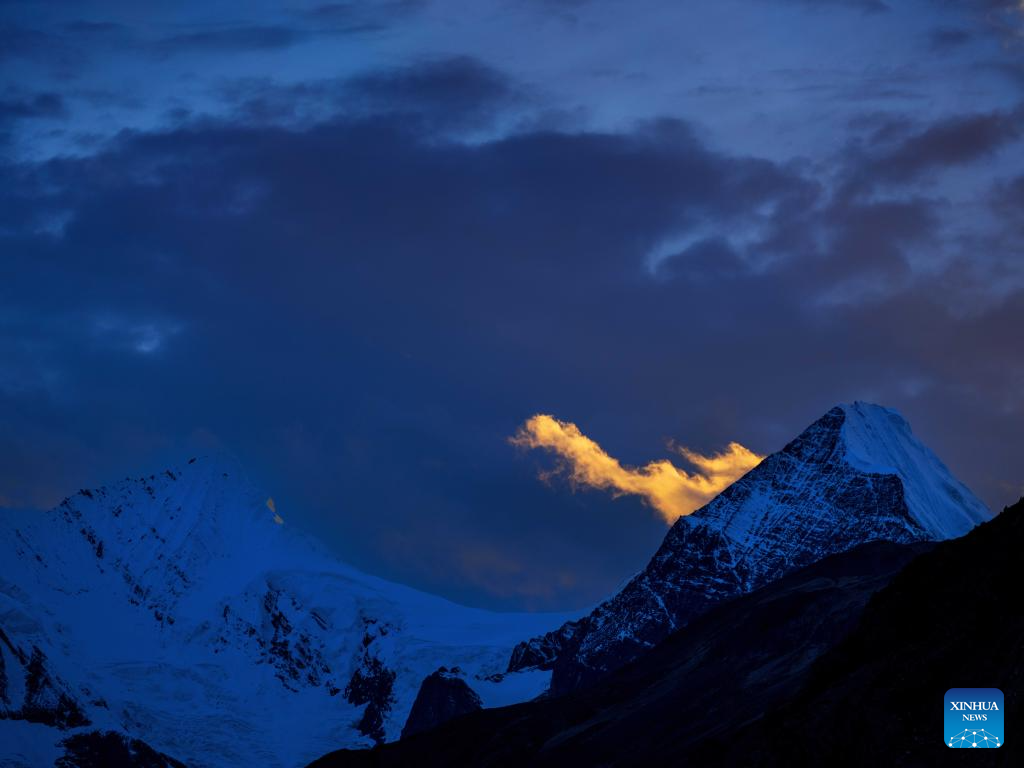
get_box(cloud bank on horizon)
[512,415,763,523]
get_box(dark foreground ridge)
[309,496,1021,767]
[56,731,186,768]
[696,496,1023,767]
[308,535,940,765]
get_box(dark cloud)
[769,0,890,13]
[220,56,528,131]
[0,91,67,147]
[0,91,67,121]
[2,82,1022,607]
[928,26,973,51]
[345,55,528,129]
[4,0,1024,610]
[932,0,1024,45]
[0,22,53,60]
[847,107,1024,187]
[153,25,312,54]
[298,0,426,30]
[0,106,813,607]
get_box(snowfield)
[0,456,576,767]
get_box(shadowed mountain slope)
[308,537,935,767]
[697,495,1023,768]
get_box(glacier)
[0,456,576,767]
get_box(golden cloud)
[511,414,763,524]
[266,496,284,525]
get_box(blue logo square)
[945,688,1004,748]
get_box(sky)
[2,0,1023,611]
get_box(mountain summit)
[0,457,574,767]
[509,402,990,692]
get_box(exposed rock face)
[217,583,341,693]
[0,456,573,767]
[56,731,186,768]
[310,500,1024,768]
[305,538,934,768]
[0,628,89,729]
[344,621,398,745]
[401,667,482,739]
[510,402,990,693]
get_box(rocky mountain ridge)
[510,402,990,693]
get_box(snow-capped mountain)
[0,456,574,767]
[509,402,990,693]
[0,402,992,764]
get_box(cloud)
[0,23,52,61]
[511,414,763,523]
[1,56,1022,609]
[297,1,426,30]
[345,56,525,129]
[927,26,973,51]
[773,0,889,13]
[154,25,312,54]
[151,3,427,56]
[0,91,66,121]
[851,107,1024,187]
[220,56,524,131]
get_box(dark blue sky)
[2,0,1022,611]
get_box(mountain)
[307,498,1022,768]
[0,456,575,768]
[509,402,990,693]
[698,495,1022,767]
[0,401,993,765]
[306,537,936,767]
[400,668,483,740]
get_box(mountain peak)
[835,401,989,539]
[510,401,990,692]
[1,457,577,766]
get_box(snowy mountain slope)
[509,402,990,693]
[0,457,576,767]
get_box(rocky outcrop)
[0,628,89,729]
[216,583,340,693]
[306,538,934,767]
[400,668,482,739]
[56,731,186,768]
[344,620,397,745]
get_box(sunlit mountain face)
[2,0,1023,766]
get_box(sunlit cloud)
[266,496,284,524]
[511,414,763,524]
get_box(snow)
[0,457,576,768]
[2,402,992,764]
[839,401,990,539]
[510,401,992,691]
